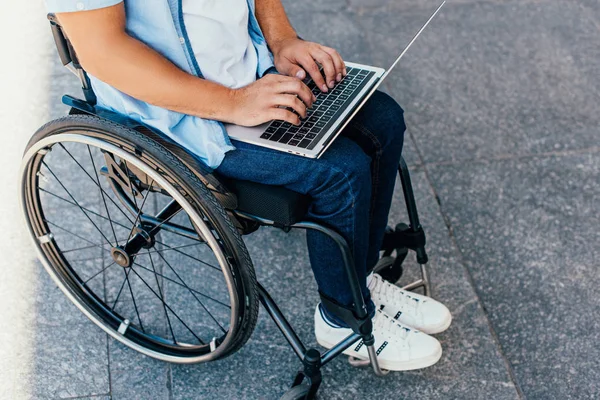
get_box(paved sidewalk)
[1,0,598,399]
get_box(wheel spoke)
[152,223,204,243]
[111,268,130,311]
[129,267,205,344]
[148,200,183,234]
[132,242,203,257]
[44,220,112,253]
[87,145,119,244]
[69,255,112,263]
[83,260,117,285]
[148,253,177,344]
[155,251,226,333]
[154,239,220,272]
[62,238,130,254]
[125,176,154,243]
[41,188,132,233]
[124,268,145,332]
[41,162,114,247]
[122,159,140,210]
[133,262,230,309]
[50,146,135,225]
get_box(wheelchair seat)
[226,179,311,227]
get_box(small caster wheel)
[280,384,311,400]
[377,247,407,284]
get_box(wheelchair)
[19,15,432,399]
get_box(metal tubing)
[321,333,361,366]
[366,345,389,376]
[292,221,368,319]
[398,157,421,231]
[398,157,429,265]
[420,263,431,296]
[257,283,307,361]
[401,279,425,291]
[235,212,369,320]
[140,215,199,240]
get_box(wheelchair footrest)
[381,223,426,252]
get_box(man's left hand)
[271,37,346,93]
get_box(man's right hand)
[229,74,315,127]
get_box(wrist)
[224,87,241,124]
[190,79,239,123]
[268,33,299,56]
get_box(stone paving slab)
[108,341,170,400]
[27,316,110,399]
[428,151,600,399]
[359,0,600,164]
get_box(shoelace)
[372,274,423,315]
[373,310,410,342]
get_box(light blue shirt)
[183,0,259,90]
[45,0,275,169]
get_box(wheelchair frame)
[40,14,432,399]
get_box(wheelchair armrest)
[48,14,83,69]
[48,14,72,67]
[48,14,96,104]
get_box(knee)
[316,140,372,200]
[373,91,406,136]
[339,140,372,181]
[359,91,406,147]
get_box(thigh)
[343,90,406,156]
[216,136,372,197]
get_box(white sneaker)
[314,305,442,371]
[369,273,452,334]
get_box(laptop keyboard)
[260,66,375,150]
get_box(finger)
[322,46,346,79]
[270,107,301,126]
[278,59,307,80]
[274,94,307,119]
[276,77,314,108]
[312,48,337,89]
[298,55,328,93]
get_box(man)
[47,0,451,370]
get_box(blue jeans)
[216,91,406,326]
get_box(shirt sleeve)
[45,0,123,13]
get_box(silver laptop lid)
[315,1,446,157]
[380,1,446,82]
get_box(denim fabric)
[44,0,274,169]
[216,91,406,327]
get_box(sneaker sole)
[421,314,453,335]
[316,337,442,371]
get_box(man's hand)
[229,74,315,127]
[271,38,347,93]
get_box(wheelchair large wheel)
[20,115,259,363]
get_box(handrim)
[20,132,241,363]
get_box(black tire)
[377,247,407,284]
[21,114,259,363]
[280,385,312,400]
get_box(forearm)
[56,4,236,123]
[254,0,297,54]
[78,34,235,121]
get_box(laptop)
[225,1,445,159]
